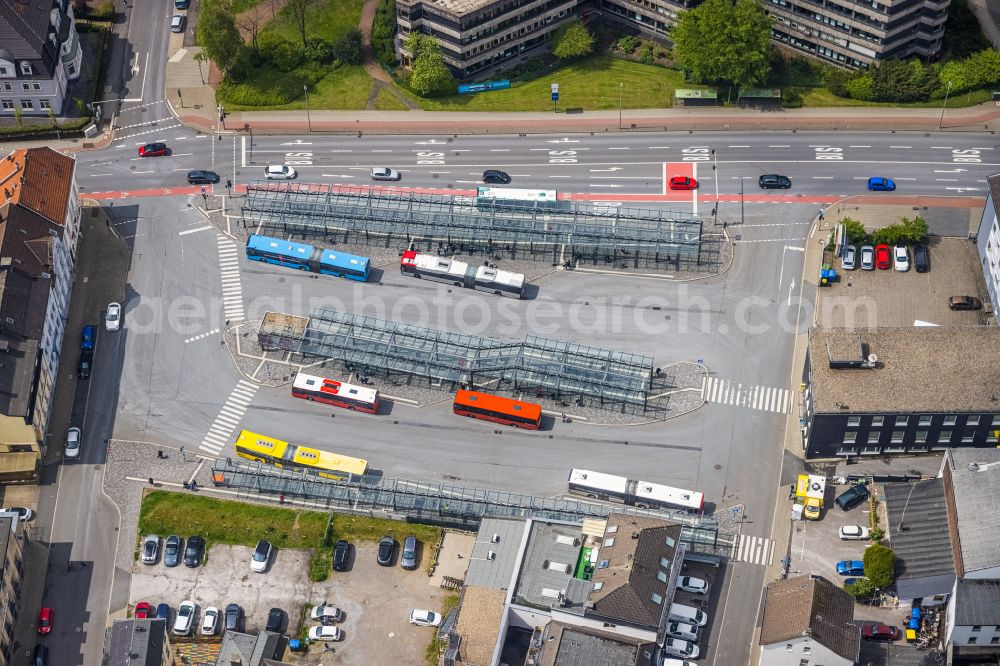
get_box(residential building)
[759,575,860,666]
[883,479,955,605]
[0,513,27,666]
[0,0,83,116]
[215,629,284,665]
[801,327,1000,459]
[975,173,1000,323]
[0,148,80,463]
[945,578,1000,662]
[102,618,174,666]
[940,448,1000,579]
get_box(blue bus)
[245,234,370,281]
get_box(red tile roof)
[0,148,75,226]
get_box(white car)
[308,625,342,641]
[105,302,121,332]
[264,165,297,180]
[661,659,697,666]
[409,609,442,627]
[1,507,34,522]
[140,535,159,564]
[250,539,272,573]
[839,525,871,540]
[676,576,710,595]
[310,605,343,623]
[665,620,699,641]
[370,167,400,181]
[841,245,856,271]
[893,245,909,272]
[173,600,196,636]
[201,606,219,635]
[65,427,81,459]
[663,638,699,660]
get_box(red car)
[862,623,901,641]
[37,607,53,635]
[138,142,168,157]
[669,176,698,191]
[875,244,891,270]
[134,601,152,619]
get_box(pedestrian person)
[818,209,825,221]
[157,450,165,459]
[148,477,154,485]
[182,481,190,490]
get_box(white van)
[665,620,699,642]
[668,602,708,627]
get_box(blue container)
[909,619,919,630]
[288,639,303,652]
[912,608,921,619]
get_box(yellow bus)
[234,430,368,481]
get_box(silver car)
[859,244,875,271]
[264,165,297,180]
[841,245,856,271]
[370,167,400,181]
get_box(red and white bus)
[400,251,525,299]
[291,372,380,414]
[453,389,542,430]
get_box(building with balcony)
[0,0,83,116]
[0,512,27,666]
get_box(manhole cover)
[714,464,722,470]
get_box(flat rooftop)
[454,587,507,666]
[945,448,1000,575]
[466,517,526,588]
[808,327,1000,413]
[539,622,653,666]
[513,520,587,610]
[883,479,955,599]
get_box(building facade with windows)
[975,174,1000,324]
[0,0,83,116]
[945,578,1000,662]
[802,327,1000,459]
[0,513,27,666]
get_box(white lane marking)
[728,145,750,148]
[199,383,258,454]
[184,329,220,344]
[768,145,790,148]
[179,225,213,236]
[849,145,872,148]
[889,145,912,149]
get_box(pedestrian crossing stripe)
[198,381,258,454]
[701,377,792,414]
[217,236,245,323]
[730,534,775,566]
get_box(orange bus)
[452,390,542,430]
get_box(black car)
[224,603,242,632]
[164,535,182,567]
[758,174,791,189]
[482,169,511,184]
[913,243,929,273]
[266,607,284,633]
[187,170,220,185]
[33,644,48,666]
[184,535,204,567]
[377,536,395,566]
[835,484,869,511]
[333,539,350,572]
[949,295,983,311]
[78,350,93,379]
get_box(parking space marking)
[199,380,258,454]
[730,534,775,565]
[701,377,791,413]
[217,236,245,323]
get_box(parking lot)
[787,482,875,583]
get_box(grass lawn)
[374,87,409,110]
[424,593,460,664]
[218,64,373,111]
[410,56,694,112]
[799,86,994,108]
[261,0,361,43]
[330,513,439,545]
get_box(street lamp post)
[712,148,719,224]
[938,80,952,129]
[303,85,312,132]
[618,82,624,129]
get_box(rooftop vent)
[825,338,877,369]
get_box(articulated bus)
[400,251,525,299]
[568,468,704,513]
[234,430,368,481]
[453,390,542,430]
[245,234,370,281]
[291,372,380,414]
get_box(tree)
[407,34,456,97]
[551,22,594,60]
[198,0,241,73]
[863,544,895,589]
[839,217,868,244]
[286,0,318,47]
[941,0,991,59]
[844,577,877,599]
[670,0,772,86]
[871,59,936,103]
[331,29,363,65]
[238,11,264,59]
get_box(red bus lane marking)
[662,162,699,212]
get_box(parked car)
[841,245,856,270]
[836,560,865,576]
[862,623,901,641]
[3,507,34,522]
[186,170,220,185]
[839,525,871,540]
[184,535,204,567]
[662,638,699,659]
[665,620,699,642]
[155,603,170,621]
[174,0,190,8]
[377,536,395,566]
[893,245,909,272]
[310,605,343,624]
[141,535,160,564]
[250,539,272,572]
[400,535,418,570]
[308,625,342,642]
[32,644,48,666]
[37,607,53,635]
[408,609,442,627]
[676,576,709,595]
[333,539,350,571]
[173,601,196,636]
[867,176,895,191]
[266,607,285,633]
[224,603,242,632]
[949,295,982,311]
[263,165,297,180]
[201,606,219,635]
[65,427,81,459]
[659,660,695,666]
[134,602,152,619]
[859,244,875,271]
[758,174,791,189]
[875,244,891,270]
[78,350,93,379]
[164,535,182,567]
[170,14,186,33]
[138,143,168,157]
[105,302,121,332]
[913,243,929,272]
[81,324,95,351]
[371,167,400,181]
[669,176,698,191]
[482,170,510,184]
[835,484,869,511]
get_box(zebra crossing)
[218,236,244,323]
[198,381,258,454]
[730,534,775,566]
[701,377,792,414]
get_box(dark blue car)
[81,325,95,351]
[867,177,895,191]
[837,560,865,576]
[155,603,170,621]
